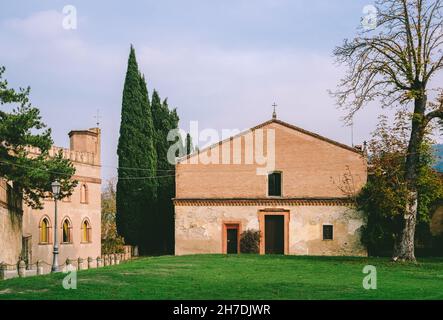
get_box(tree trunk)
[395,191,418,261]
[393,93,427,262]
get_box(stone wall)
[0,179,23,265]
[175,204,367,257]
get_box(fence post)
[66,258,74,271]
[0,263,7,280]
[37,260,44,275]
[78,257,84,270]
[97,256,103,268]
[18,260,26,278]
[88,257,94,269]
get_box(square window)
[323,225,333,240]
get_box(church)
[174,114,368,256]
[1,128,101,270]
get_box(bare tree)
[332,0,443,261]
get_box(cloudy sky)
[1,1,442,180]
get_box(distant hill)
[434,144,443,173]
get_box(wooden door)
[226,227,239,254]
[265,215,284,254]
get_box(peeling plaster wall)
[175,205,367,257]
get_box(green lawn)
[0,255,442,300]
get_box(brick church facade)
[174,117,368,256]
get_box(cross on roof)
[272,103,277,119]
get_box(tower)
[68,128,101,165]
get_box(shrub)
[240,230,260,254]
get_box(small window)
[323,225,333,240]
[62,218,72,243]
[39,217,50,244]
[268,172,282,197]
[81,219,91,243]
[80,184,88,204]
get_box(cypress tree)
[116,45,157,249]
[138,74,158,254]
[185,133,194,155]
[151,90,181,254]
[163,99,180,254]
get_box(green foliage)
[240,230,260,254]
[434,144,443,172]
[185,133,194,155]
[0,66,76,209]
[150,90,181,254]
[116,46,182,254]
[102,179,125,254]
[116,46,157,247]
[358,112,443,255]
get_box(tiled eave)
[173,198,355,207]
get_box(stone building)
[0,179,23,264]
[174,117,368,256]
[1,128,101,267]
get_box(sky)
[1,0,442,180]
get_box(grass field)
[0,255,442,300]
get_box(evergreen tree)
[185,133,194,155]
[116,46,157,249]
[0,66,76,208]
[138,74,158,254]
[151,90,180,254]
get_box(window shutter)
[323,225,333,240]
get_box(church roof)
[178,118,363,163]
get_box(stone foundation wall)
[175,204,367,257]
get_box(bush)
[102,235,126,254]
[240,230,260,254]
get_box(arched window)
[81,219,91,243]
[62,218,72,243]
[80,184,88,204]
[39,217,50,244]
